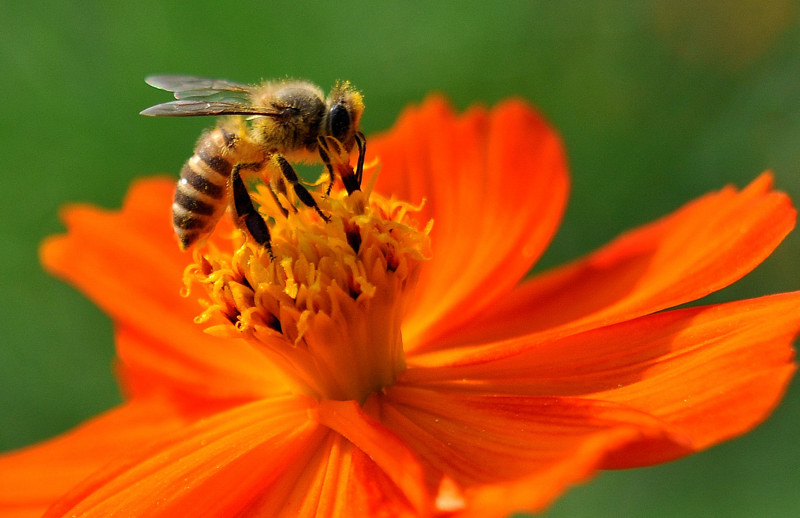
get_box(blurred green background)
[1,1,799,516]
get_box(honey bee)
[140,75,366,253]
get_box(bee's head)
[324,81,364,151]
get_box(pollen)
[183,184,431,402]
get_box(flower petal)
[41,178,286,408]
[0,398,186,518]
[239,431,421,518]
[368,96,569,352]
[114,325,287,413]
[402,292,800,468]
[428,173,795,350]
[319,399,429,516]
[378,386,679,517]
[43,395,320,518]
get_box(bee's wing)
[140,100,271,117]
[141,75,274,117]
[144,75,253,98]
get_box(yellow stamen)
[184,184,431,403]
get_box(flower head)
[1,96,798,518]
[186,186,431,402]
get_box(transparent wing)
[141,75,271,117]
[140,100,271,117]
[145,75,253,98]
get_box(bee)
[140,75,366,253]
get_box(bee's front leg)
[354,131,366,186]
[317,136,360,195]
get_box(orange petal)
[427,172,795,350]
[114,325,287,414]
[367,96,569,352]
[81,399,429,518]
[319,399,429,515]
[401,292,800,468]
[41,178,190,323]
[378,386,679,517]
[43,395,320,518]
[0,398,186,518]
[41,178,286,408]
[239,431,423,518]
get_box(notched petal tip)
[433,171,798,350]
[39,232,69,276]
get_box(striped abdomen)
[172,128,236,249]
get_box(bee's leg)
[231,166,274,259]
[266,182,291,218]
[354,131,366,187]
[237,160,291,218]
[316,139,337,196]
[273,155,330,222]
[317,136,360,195]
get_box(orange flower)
[1,96,798,517]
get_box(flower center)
[184,182,431,402]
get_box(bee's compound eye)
[327,103,351,141]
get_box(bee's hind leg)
[231,166,274,259]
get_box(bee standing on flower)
[140,75,366,253]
